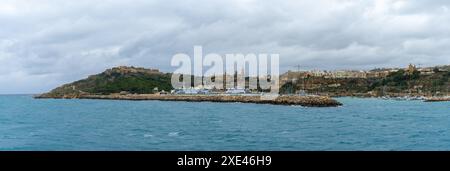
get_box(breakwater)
[35,94,342,107]
[424,97,450,102]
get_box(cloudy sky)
[1,0,450,93]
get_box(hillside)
[37,66,172,98]
[37,65,449,98]
[280,68,450,97]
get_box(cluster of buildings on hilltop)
[105,66,161,75]
[280,64,449,86]
[280,69,390,86]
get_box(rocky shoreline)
[424,97,450,102]
[35,94,343,107]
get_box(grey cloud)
[1,0,450,93]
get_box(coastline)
[34,94,343,107]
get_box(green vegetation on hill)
[369,69,449,95]
[39,66,172,98]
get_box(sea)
[0,95,449,150]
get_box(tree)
[433,67,440,73]
[411,70,420,79]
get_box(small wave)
[143,134,153,138]
[211,120,223,123]
[126,133,137,137]
[168,132,179,136]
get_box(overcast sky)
[1,0,450,93]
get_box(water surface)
[0,95,449,150]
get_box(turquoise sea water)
[0,95,449,150]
